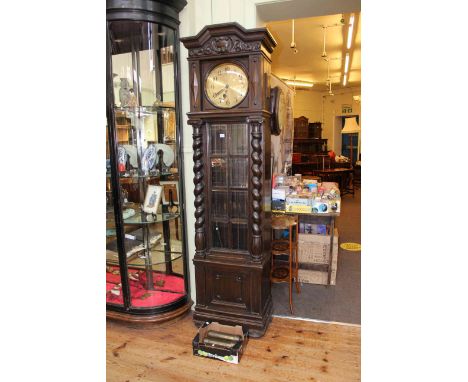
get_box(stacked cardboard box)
[297,228,339,285]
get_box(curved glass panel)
[106,132,124,307]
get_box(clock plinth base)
[193,296,272,338]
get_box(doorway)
[262,1,361,325]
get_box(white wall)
[322,87,361,153]
[293,89,323,122]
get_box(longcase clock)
[181,23,277,337]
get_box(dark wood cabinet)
[308,121,323,139]
[293,116,309,138]
[292,116,328,175]
[181,23,276,337]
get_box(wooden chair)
[270,214,300,314]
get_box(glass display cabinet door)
[106,18,188,315]
[106,135,125,307]
[209,123,249,252]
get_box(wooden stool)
[271,214,300,314]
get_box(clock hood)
[181,22,277,58]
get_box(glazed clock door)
[209,122,249,252]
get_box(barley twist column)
[248,117,264,262]
[190,119,206,258]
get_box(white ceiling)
[257,0,361,22]
[267,12,361,92]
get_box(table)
[272,210,340,285]
[316,167,354,196]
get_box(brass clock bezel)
[204,62,249,109]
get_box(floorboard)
[107,313,360,382]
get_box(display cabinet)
[292,116,328,175]
[106,0,191,322]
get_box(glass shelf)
[123,212,179,225]
[114,105,176,115]
[106,172,175,179]
[106,249,183,267]
[106,209,179,226]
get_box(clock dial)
[205,63,248,108]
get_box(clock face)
[205,63,249,109]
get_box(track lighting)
[344,53,349,74]
[290,19,298,54]
[285,80,314,88]
[347,14,355,49]
[321,26,327,58]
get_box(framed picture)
[142,185,163,214]
[159,181,179,206]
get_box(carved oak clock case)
[181,23,277,337]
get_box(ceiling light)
[321,26,327,58]
[285,80,314,88]
[346,15,355,49]
[344,53,350,74]
[290,19,298,54]
[343,74,347,86]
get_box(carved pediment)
[188,35,261,57]
[181,22,276,58]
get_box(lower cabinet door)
[206,266,251,312]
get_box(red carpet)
[106,266,185,307]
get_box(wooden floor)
[107,313,360,382]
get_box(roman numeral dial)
[205,63,248,109]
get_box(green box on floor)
[192,322,248,364]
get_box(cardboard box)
[285,196,313,213]
[297,228,338,285]
[286,196,312,206]
[298,268,337,285]
[298,229,339,264]
[286,204,312,213]
[272,186,289,200]
[311,198,341,214]
[192,322,248,364]
[272,199,286,212]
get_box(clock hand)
[213,88,224,97]
[213,84,229,97]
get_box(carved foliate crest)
[188,35,261,57]
[181,22,276,60]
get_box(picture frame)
[159,181,179,206]
[142,185,163,214]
